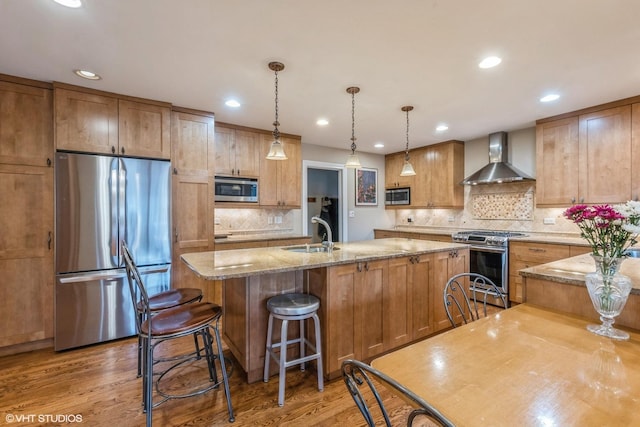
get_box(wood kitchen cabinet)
[384,140,464,208]
[55,84,171,159]
[259,135,302,207]
[536,104,633,205]
[214,124,260,177]
[170,108,216,302]
[508,241,590,304]
[431,247,469,332]
[630,103,640,201]
[0,75,54,353]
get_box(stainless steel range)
[452,230,528,308]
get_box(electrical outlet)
[275,215,282,224]
[268,216,273,225]
[543,217,556,225]
[447,216,455,223]
[349,210,355,218]
[214,217,221,225]
[407,215,414,223]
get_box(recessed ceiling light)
[225,99,241,108]
[53,0,82,8]
[374,143,385,148]
[436,124,449,132]
[540,94,560,103]
[316,118,329,126]
[74,69,101,80]
[478,56,502,69]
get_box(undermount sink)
[283,244,339,253]
[625,248,640,258]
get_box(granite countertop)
[182,238,469,280]
[519,253,640,294]
[375,227,589,246]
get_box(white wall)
[464,127,536,177]
[302,144,394,241]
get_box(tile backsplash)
[395,182,580,234]
[214,208,301,236]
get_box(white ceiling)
[2,0,639,155]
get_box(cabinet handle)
[580,197,584,203]
[236,169,240,175]
[47,158,52,167]
[571,197,575,203]
[47,231,52,250]
[112,146,116,154]
[364,262,370,271]
[414,255,420,263]
[121,147,125,155]
[357,262,363,273]
[528,248,545,253]
[173,167,178,175]
[174,228,178,243]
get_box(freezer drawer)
[55,265,171,351]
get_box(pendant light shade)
[345,86,361,168]
[266,61,288,160]
[399,105,416,176]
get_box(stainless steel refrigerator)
[55,152,171,350]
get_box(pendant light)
[400,105,416,176]
[266,61,287,160]
[344,86,361,168]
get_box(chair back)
[122,241,149,336]
[444,272,507,328]
[341,359,454,427]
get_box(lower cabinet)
[310,248,469,379]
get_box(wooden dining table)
[371,304,640,426]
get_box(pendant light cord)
[273,67,280,140]
[350,90,356,154]
[404,107,410,161]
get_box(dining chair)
[123,241,234,426]
[341,359,454,427]
[444,272,507,328]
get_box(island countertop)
[181,238,468,280]
[519,253,640,294]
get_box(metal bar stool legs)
[263,293,323,406]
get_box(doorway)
[302,161,348,243]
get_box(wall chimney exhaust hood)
[461,131,535,185]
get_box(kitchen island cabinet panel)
[431,248,469,332]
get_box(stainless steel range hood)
[461,131,535,185]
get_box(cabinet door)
[386,257,413,348]
[579,106,632,204]
[259,134,280,206]
[118,99,171,159]
[428,142,464,208]
[171,110,215,176]
[410,254,435,339]
[0,164,54,347]
[0,81,53,167]
[278,136,301,207]
[410,147,429,206]
[535,117,580,205]
[233,130,260,177]
[431,249,468,332]
[385,151,414,189]
[55,88,118,154]
[214,126,235,176]
[358,260,387,358]
[326,264,359,374]
[171,175,214,296]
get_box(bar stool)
[263,293,324,406]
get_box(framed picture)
[355,167,378,206]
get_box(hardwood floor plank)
[0,336,420,426]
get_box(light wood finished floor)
[0,335,424,426]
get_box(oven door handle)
[468,245,507,254]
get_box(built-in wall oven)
[452,230,527,308]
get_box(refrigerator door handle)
[118,161,126,263]
[58,270,128,284]
[110,164,119,259]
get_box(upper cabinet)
[214,124,260,177]
[385,140,464,208]
[0,79,53,167]
[171,108,215,176]
[118,99,171,159]
[259,135,301,207]
[54,84,171,159]
[536,104,634,205]
[632,104,640,201]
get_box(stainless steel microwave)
[385,187,410,205]
[214,176,258,203]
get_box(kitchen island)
[519,253,640,330]
[182,238,469,382]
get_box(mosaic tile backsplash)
[471,190,534,220]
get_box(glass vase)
[585,255,632,340]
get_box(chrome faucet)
[311,216,334,253]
